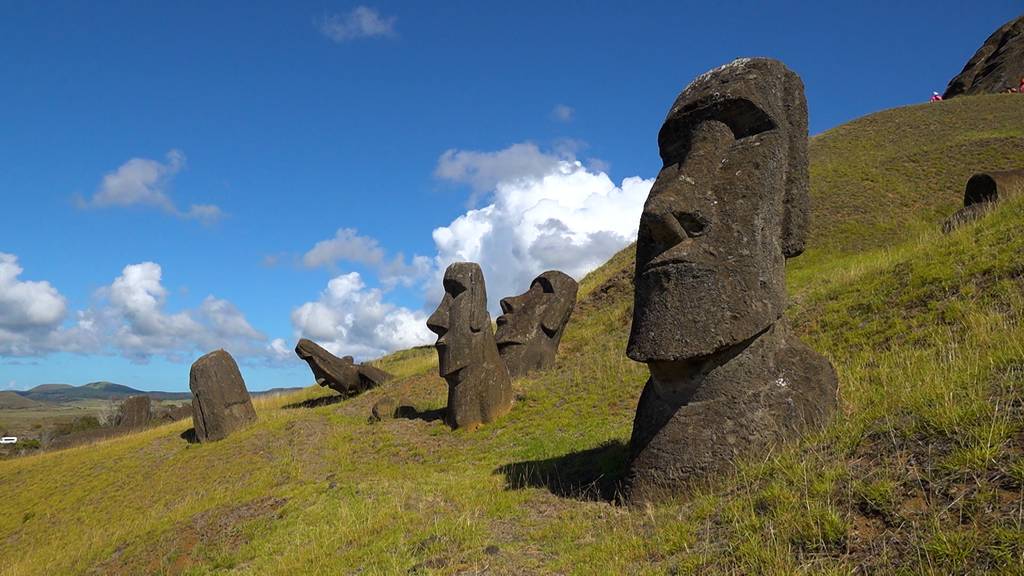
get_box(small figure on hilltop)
[623,58,838,503]
[930,91,943,102]
[494,270,578,379]
[427,262,513,430]
[294,338,392,397]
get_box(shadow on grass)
[283,394,348,409]
[400,407,446,423]
[496,440,629,502]
[180,428,199,444]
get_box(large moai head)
[627,58,809,363]
[495,270,578,378]
[428,262,492,378]
[426,262,513,429]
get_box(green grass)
[1,94,1023,575]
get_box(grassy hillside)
[0,392,48,411]
[806,93,1024,259]
[1,95,1023,575]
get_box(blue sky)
[1,1,1020,391]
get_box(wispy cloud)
[551,104,575,122]
[300,227,431,289]
[319,6,396,42]
[77,150,224,224]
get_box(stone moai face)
[623,58,837,503]
[627,57,809,363]
[495,270,578,378]
[426,262,513,429]
[427,262,491,378]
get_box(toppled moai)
[189,349,257,442]
[427,262,513,430]
[943,169,1024,233]
[114,395,152,428]
[294,338,393,396]
[624,58,838,502]
[495,270,578,378]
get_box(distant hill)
[0,391,49,410]
[16,381,191,403]
[14,381,303,404]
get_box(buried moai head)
[426,262,512,429]
[495,270,578,378]
[294,338,391,396]
[943,169,1024,233]
[627,57,809,362]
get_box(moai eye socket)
[443,278,467,297]
[533,277,555,294]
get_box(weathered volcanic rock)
[369,396,415,421]
[114,395,152,428]
[624,58,838,503]
[495,270,578,378]
[155,403,193,423]
[426,262,513,430]
[943,169,1024,232]
[294,338,393,396]
[944,15,1024,98]
[189,349,257,442]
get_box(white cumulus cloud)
[289,143,651,361]
[0,253,68,356]
[0,257,273,363]
[435,142,565,206]
[319,6,396,42]
[0,253,67,331]
[430,145,652,313]
[291,272,432,360]
[79,150,224,224]
[302,227,386,268]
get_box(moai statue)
[295,338,392,396]
[943,169,1024,233]
[494,270,579,378]
[624,58,838,502]
[115,395,152,429]
[189,349,257,442]
[427,262,513,430]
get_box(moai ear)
[781,70,810,259]
[468,267,489,332]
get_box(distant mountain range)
[11,381,302,404]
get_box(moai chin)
[624,58,838,503]
[427,262,513,430]
[495,270,578,379]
